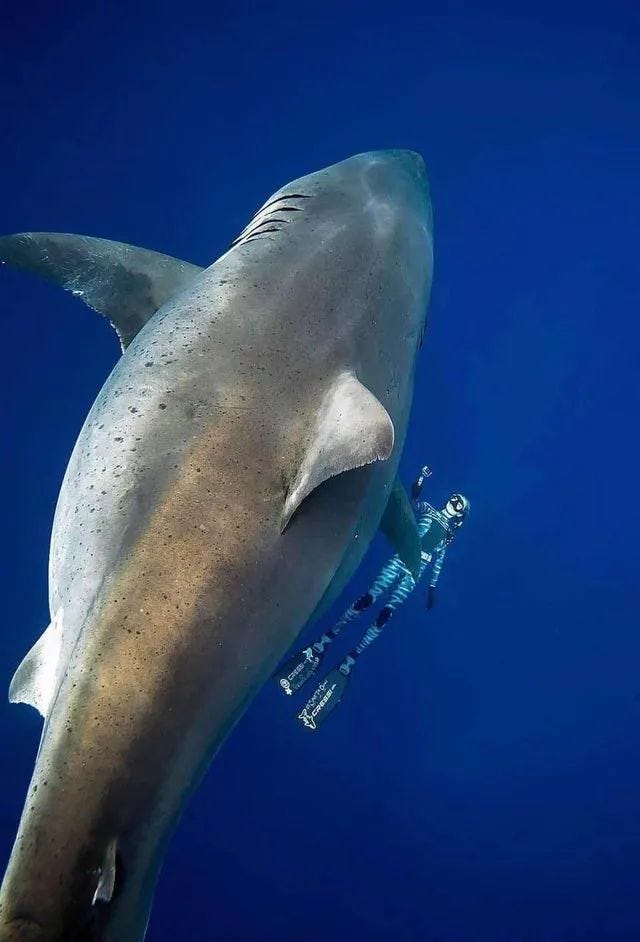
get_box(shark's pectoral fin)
[0,232,203,350]
[9,613,63,718]
[380,477,421,579]
[281,371,394,531]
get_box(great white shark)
[0,149,433,941]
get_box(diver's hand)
[426,586,436,611]
[411,465,432,501]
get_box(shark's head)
[305,149,433,417]
[331,148,432,236]
[232,148,433,420]
[341,148,433,349]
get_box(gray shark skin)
[0,150,433,941]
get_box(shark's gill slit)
[243,232,283,243]
[246,227,282,237]
[231,220,289,246]
[252,218,289,226]
[258,192,311,214]
[233,193,312,244]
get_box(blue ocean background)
[1,3,639,940]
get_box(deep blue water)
[1,3,639,940]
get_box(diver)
[274,465,470,730]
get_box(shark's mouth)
[230,192,311,247]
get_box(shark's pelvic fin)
[282,371,394,531]
[92,839,118,906]
[0,232,203,350]
[380,477,421,579]
[9,612,63,718]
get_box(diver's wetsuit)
[291,470,468,730]
[338,497,450,668]
[275,467,468,729]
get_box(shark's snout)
[382,148,426,176]
[359,148,426,184]
[349,149,431,223]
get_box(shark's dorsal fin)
[0,232,203,350]
[282,371,394,530]
[9,612,63,718]
[92,838,118,906]
[380,477,421,579]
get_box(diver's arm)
[426,546,446,610]
[411,464,432,502]
[429,545,445,587]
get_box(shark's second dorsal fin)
[0,232,203,350]
[93,839,118,906]
[9,611,64,718]
[380,477,421,579]
[282,371,394,531]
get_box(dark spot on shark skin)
[158,403,167,410]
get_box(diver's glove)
[411,465,432,500]
[426,585,436,611]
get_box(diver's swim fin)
[274,645,324,695]
[297,667,350,731]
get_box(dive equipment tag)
[297,668,349,731]
[274,646,323,696]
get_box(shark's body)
[0,151,432,941]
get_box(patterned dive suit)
[274,467,468,730]
[318,500,451,670]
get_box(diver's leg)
[318,554,405,647]
[349,604,394,661]
[349,570,417,662]
[274,555,404,696]
[297,573,417,730]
